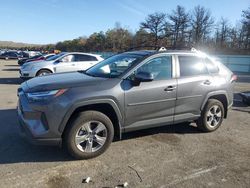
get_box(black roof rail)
[124,46,196,52]
[123,45,162,52]
[118,45,197,54]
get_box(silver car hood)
[23,60,54,68]
[22,71,108,93]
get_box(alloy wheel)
[75,121,107,153]
[206,105,222,128]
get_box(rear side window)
[75,54,97,61]
[205,58,219,73]
[178,56,208,77]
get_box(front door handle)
[203,80,211,85]
[164,86,176,92]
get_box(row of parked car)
[0,49,41,60]
[17,47,237,159]
[19,52,104,78]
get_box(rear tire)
[36,69,52,76]
[197,99,224,132]
[64,111,114,159]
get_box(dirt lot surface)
[0,60,249,188]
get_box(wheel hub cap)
[75,121,107,153]
[206,105,222,128]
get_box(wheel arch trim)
[35,68,54,76]
[58,99,123,138]
[201,90,229,117]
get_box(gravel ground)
[0,60,249,188]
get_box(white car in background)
[24,51,42,57]
[20,52,104,79]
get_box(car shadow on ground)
[0,109,71,164]
[0,78,23,85]
[0,95,248,164]
[0,109,201,164]
[1,68,20,71]
[122,122,200,141]
[5,65,20,67]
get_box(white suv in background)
[20,52,104,79]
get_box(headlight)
[27,89,67,101]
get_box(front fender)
[58,98,123,134]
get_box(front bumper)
[19,69,35,80]
[17,90,62,146]
[18,111,61,146]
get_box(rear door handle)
[164,86,176,92]
[203,80,211,85]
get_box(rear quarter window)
[75,54,97,61]
[178,56,208,77]
[205,58,219,73]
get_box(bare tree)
[220,18,230,47]
[167,5,190,48]
[191,5,214,45]
[140,12,166,46]
[215,18,231,48]
[241,7,250,49]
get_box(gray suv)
[17,49,236,159]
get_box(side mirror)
[135,71,154,82]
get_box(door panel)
[175,75,214,122]
[54,55,77,73]
[175,55,215,123]
[124,79,177,131]
[124,55,176,131]
[55,62,78,73]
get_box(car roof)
[124,50,156,56]
[124,49,204,57]
[65,52,101,57]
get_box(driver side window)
[136,56,172,81]
[61,55,74,62]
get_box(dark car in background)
[18,53,55,65]
[17,51,29,58]
[0,51,22,60]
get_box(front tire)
[197,99,224,132]
[36,69,52,76]
[64,111,114,159]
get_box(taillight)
[230,74,237,82]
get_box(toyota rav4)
[17,48,236,159]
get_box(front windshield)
[46,52,66,61]
[85,53,144,78]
